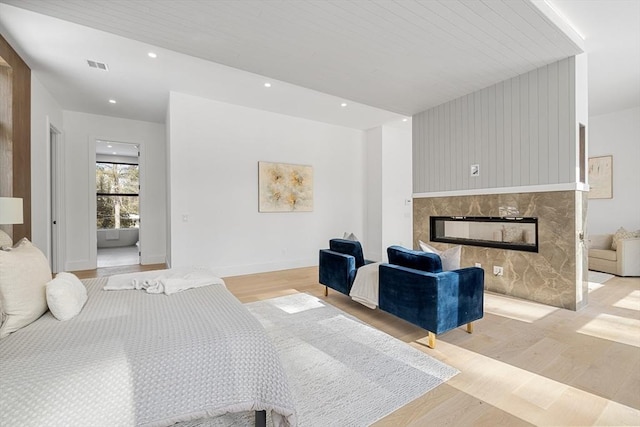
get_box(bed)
[0,274,297,427]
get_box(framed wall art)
[588,155,613,199]
[258,161,313,212]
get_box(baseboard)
[201,258,318,278]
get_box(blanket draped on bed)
[0,277,297,427]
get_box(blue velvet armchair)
[319,239,370,296]
[379,245,484,348]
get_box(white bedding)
[104,267,226,295]
[0,275,297,426]
[349,262,382,309]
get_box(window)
[96,162,139,229]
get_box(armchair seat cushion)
[589,248,617,262]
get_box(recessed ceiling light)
[264,82,271,88]
[148,52,157,58]
[109,99,117,104]
[402,118,408,122]
[107,144,113,148]
[340,103,347,107]
[112,152,117,155]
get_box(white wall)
[364,127,383,261]
[588,106,640,234]
[381,124,413,253]
[364,124,413,261]
[167,92,365,276]
[63,111,166,270]
[30,73,63,262]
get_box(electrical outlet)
[493,266,504,276]
[475,263,482,268]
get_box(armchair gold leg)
[466,323,474,334]
[324,286,328,297]
[416,332,437,349]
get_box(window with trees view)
[96,162,139,229]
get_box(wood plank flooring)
[77,265,640,426]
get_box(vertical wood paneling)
[548,61,560,183]
[473,92,482,189]
[503,80,513,186]
[412,58,577,193]
[538,65,549,184]
[569,57,576,182]
[461,95,469,189]
[481,88,489,189]
[488,87,496,188]
[511,76,520,186]
[496,82,504,186]
[529,69,539,184]
[455,98,462,189]
[558,58,571,183]
[0,35,31,242]
[444,102,451,191]
[519,73,529,185]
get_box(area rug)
[243,293,458,426]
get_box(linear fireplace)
[430,216,538,253]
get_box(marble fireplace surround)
[414,190,588,310]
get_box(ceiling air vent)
[87,59,108,71]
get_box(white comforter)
[0,276,297,426]
[349,262,382,309]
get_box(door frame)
[89,137,144,268]
[48,120,65,273]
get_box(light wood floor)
[77,265,640,426]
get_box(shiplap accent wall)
[413,57,576,193]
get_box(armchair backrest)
[329,239,365,268]
[387,245,443,273]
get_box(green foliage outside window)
[96,162,139,229]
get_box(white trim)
[413,183,589,198]
[48,119,65,273]
[88,136,97,269]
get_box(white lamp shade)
[0,197,24,225]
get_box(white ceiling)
[0,0,636,129]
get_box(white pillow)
[0,229,12,249]
[418,240,462,271]
[0,238,52,338]
[46,272,88,321]
[343,232,359,241]
[611,227,640,250]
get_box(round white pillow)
[46,272,88,321]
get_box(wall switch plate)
[493,266,504,276]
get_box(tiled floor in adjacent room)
[97,245,139,268]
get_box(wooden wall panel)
[0,35,31,241]
[413,57,576,193]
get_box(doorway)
[95,140,141,268]
[49,124,63,273]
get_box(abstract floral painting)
[258,162,313,212]
[588,155,613,199]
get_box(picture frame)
[258,161,313,212]
[588,155,613,199]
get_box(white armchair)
[588,234,640,277]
